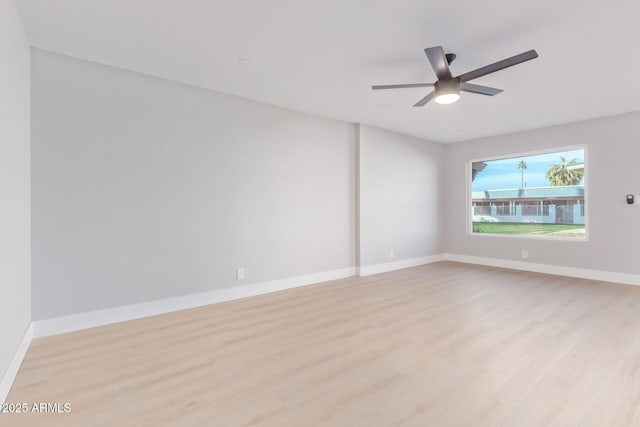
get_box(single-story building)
[472,185,585,224]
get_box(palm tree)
[517,160,527,188]
[545,157,582,186]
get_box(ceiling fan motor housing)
[445,53,456,64]
[435,78,460,96]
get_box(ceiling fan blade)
[413,91,435,107]
[371,83,434,90]
[457,49,538,82]
[424,46,453,80]
[459,82,503,96]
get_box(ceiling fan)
[372,46,538,106]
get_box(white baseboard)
[444,253,640,286]
[0,323,33,404]
[33,267,356,338]
[358,254,445,276]
[29,254,640,342]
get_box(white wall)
[0,0,31,384]
[31,49,356,320]
[357,124,444,267]
[444,111,640,275]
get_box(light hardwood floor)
[4,261,640,426]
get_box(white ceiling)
[18,0,640,143]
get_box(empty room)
[3,0,640,426]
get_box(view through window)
[471,148,586,239]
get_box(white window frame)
[467,144,589,241]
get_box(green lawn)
[472,222,585,236]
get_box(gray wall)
[444,111,640,274]
[34,46,640,323]
[358,124,444,267]
[32,49,356,320]
[0,0,31,380]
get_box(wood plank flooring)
[4,261,640,426]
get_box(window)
[470,147,586,239]
[494,202,513,216]
[474,203,491,216]
[516,201,550,217]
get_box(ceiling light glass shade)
[434,92,460,104]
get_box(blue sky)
[472,149,584,191]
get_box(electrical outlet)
[521,250,528,259]
[236,268,245,280]
[390,249,395,259]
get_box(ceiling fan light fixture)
[433,79,461,105]
[434,91,460,104]
[371,46,538,107]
